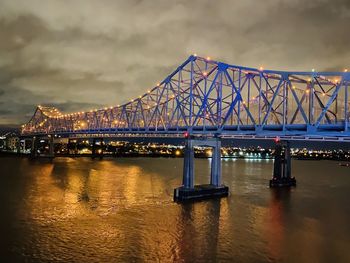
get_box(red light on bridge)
[184,132,190,138]
[274,137,280,143]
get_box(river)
[1,156,350,262]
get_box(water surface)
[1,157,350,262]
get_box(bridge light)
[157,83,160,87]
[206,56,211,61]
[305,89,310,94]
[148,90,151,93]
[203,72,207,77]
[274,137,280,143]
[344,69,348,72]
[312,69,315,72]
[259,66,264,71]
[292,86,296,89]
[322,93,326,96]
[184,131,190,138]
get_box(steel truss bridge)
[22,55,350,141]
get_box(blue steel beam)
[21,56,350,139]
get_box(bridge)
[20,55,350,201]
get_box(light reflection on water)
[1,157,350,262]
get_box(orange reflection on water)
[265,190,285,261]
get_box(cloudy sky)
[0,0,349,125]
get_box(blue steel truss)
[22,55,350,139]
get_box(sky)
[0,0,349,125]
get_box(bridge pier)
[21,139,27,154]
[68,139,78,156]
[16,139,21,154]
[269,140,296,187]
[48,135,55,158]
[29,136,55,159]
[174,137,229,202]
[91,138,104,159]
[30,136,38,158]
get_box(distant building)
[0,135,5,150]
[0,132,19,152]
[6,135,19,152]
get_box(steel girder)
[21,55,350,138]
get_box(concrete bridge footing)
[91,138,104,159]
[269,140,296,187]
[174,137,229,202]
[29,135,55,159]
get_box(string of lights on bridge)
[21,54,349,139]
[32,55,348,119]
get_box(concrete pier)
[29,135,55,159]
[16,139,21,154]
[269,140,296,187]
[174,136,229,202]
[68,138,78,156]
[48,135,55,158]
[30,136,38,158]
[92,138,104,159]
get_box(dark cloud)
[0,109,12,115]
[0,0,349,125]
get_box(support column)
[16,139,21,154]
[174,136,228,202]
[182,139,194,188]
[99,138,104,160]
[67,139,73,156]
[49,135,54,157]
[270,141,296,187]
[23,139,26,154]
[210,139,221,186]
[74,139,78,155]
[91,138,96,159]
[112,145,117,158]
[30,136,38,158]
[91,138,104,159]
